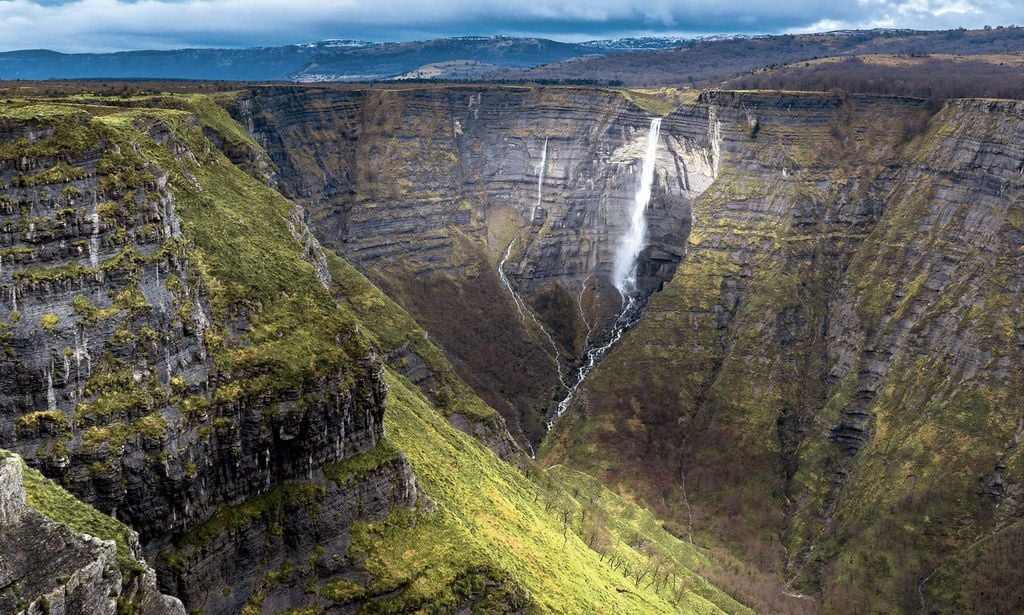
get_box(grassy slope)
[1,95,747,613]
[358,368,750,614]
[101,101,370,396]
[0,94,368,400]
[0,450,140,573]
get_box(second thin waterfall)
[612,117,662,296]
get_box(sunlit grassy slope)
[354,368,752,613]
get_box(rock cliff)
[0,451,184,615]
[232,85,1022,612]
[0,98,412,612]
[230,85,720,443]
[0,91,746,615]
[0,104,390,547]
[543,91,1024,612]
[3,84,1019,613]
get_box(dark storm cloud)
[0,0,1018,52]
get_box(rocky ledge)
[0,452,184,615]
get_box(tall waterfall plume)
[611,118,661,296]
[531,137,548,223]
[547,117,663,429]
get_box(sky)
[0,0,1021,52]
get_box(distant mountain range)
[0,36,635,82]
[2,28,1023,84]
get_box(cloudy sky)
[0,0,1020,52]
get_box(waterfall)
[498,238,567,388]
[62,353,71,385]
[611,118,662,296]
[577,274,593,345]
[165,346,174,386]
[74,329,92,383]
[530,137,548,222]
[498,240,528,322]
[89,210,100,268]
[547,117,663,429]
[45,361,56,411]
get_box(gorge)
[0,81,1021,614]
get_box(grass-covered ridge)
[7,452,140,572]
[98,97,369,398]
[346,369,750,613]
[0,95,368,402]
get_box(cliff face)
[0,104,390,529]
[232,85,719,442]
[0,93,749,615]
[0,98,410,612]
[4,85,1019,613]
[0,452,185,615]
[233,85,1023,612]
[543,92,1024,612]
[157,453,420,614]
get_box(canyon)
[0,83,1020,613]
[231,85,1023,612]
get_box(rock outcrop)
[0,100,412,613]
[157,454,422,614]
[0,106,389,540]
[0,453,185,615]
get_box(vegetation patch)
[346,369,748,613]
[17,454,140,572]
[324,439,400,487]
[174,483,325,549]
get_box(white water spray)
[89,210,100,268]
[45,361,56,411]
[498,240,528,322]
[531,138,548,222]
[611,118,662,296]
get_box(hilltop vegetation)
[723,53,1024,100]
[498,27,1024,87]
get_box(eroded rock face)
[542,92,1024,612]
[233,86,717,302]
[230,86,722,442]
[0,107,409,613]
[157,455,421,615]
[0,112,388,547]
[0,455,185,615]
